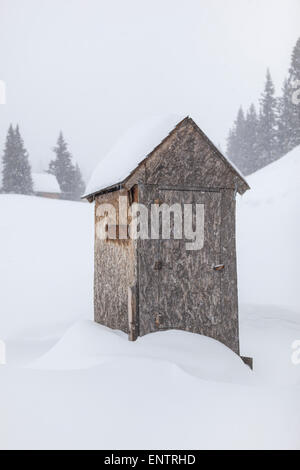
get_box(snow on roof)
[85,114,248,198]
[32,173,61,194]
[85,114,185,197]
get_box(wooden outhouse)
[85,116,250,358]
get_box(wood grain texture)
[94,189,137,333]
[138,184,159,336]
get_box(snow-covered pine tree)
[48,132,76,198]
[2,124,33,194]
[288,37,300,149]
[48,132,85,200]
[226,107,247,173]
[15,126,34,194]
[257,69,278,167]
[226,112,237,165]
[277,78,294,156]
[2,125,17,192]
[226,127,237,164]
[243,103,260,174]
[71,163,86,200]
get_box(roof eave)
[81,182,124,202]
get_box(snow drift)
[237,145,300,311]
[29,320,252,384]
[0,195,94,339]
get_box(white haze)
[0,0,299,181]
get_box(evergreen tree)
[15,126,34,194]
[257,69,278,167]
[48,132,76,197]
[226,38,300,174]
[2,125,16,192]
[226,127,237,164]
[226,107,247,172]
[48,132,85,200]
[2,124,33,194]
[72,163,86,200]
[277,78,293,156]
[288,37,300,148]
[243,104,260,174]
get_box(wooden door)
[138,186,222,335]
[157,189,222,332]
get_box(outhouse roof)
[84,115,249,199]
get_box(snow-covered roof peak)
[85,114,248,198]
[85,114,186,197]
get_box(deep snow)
[1,320,299,450]
[0,195,93,339]
[0,146,300,449]
[237,145,300,312]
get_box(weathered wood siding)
[218,189,239,354]
[137,186,239,354]
[94,189,137,333]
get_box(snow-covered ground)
[0,148,300,449]
[237,145,300,312]
[1,320,300,450]
[0,195,94,340]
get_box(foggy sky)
[0,0,299,182]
